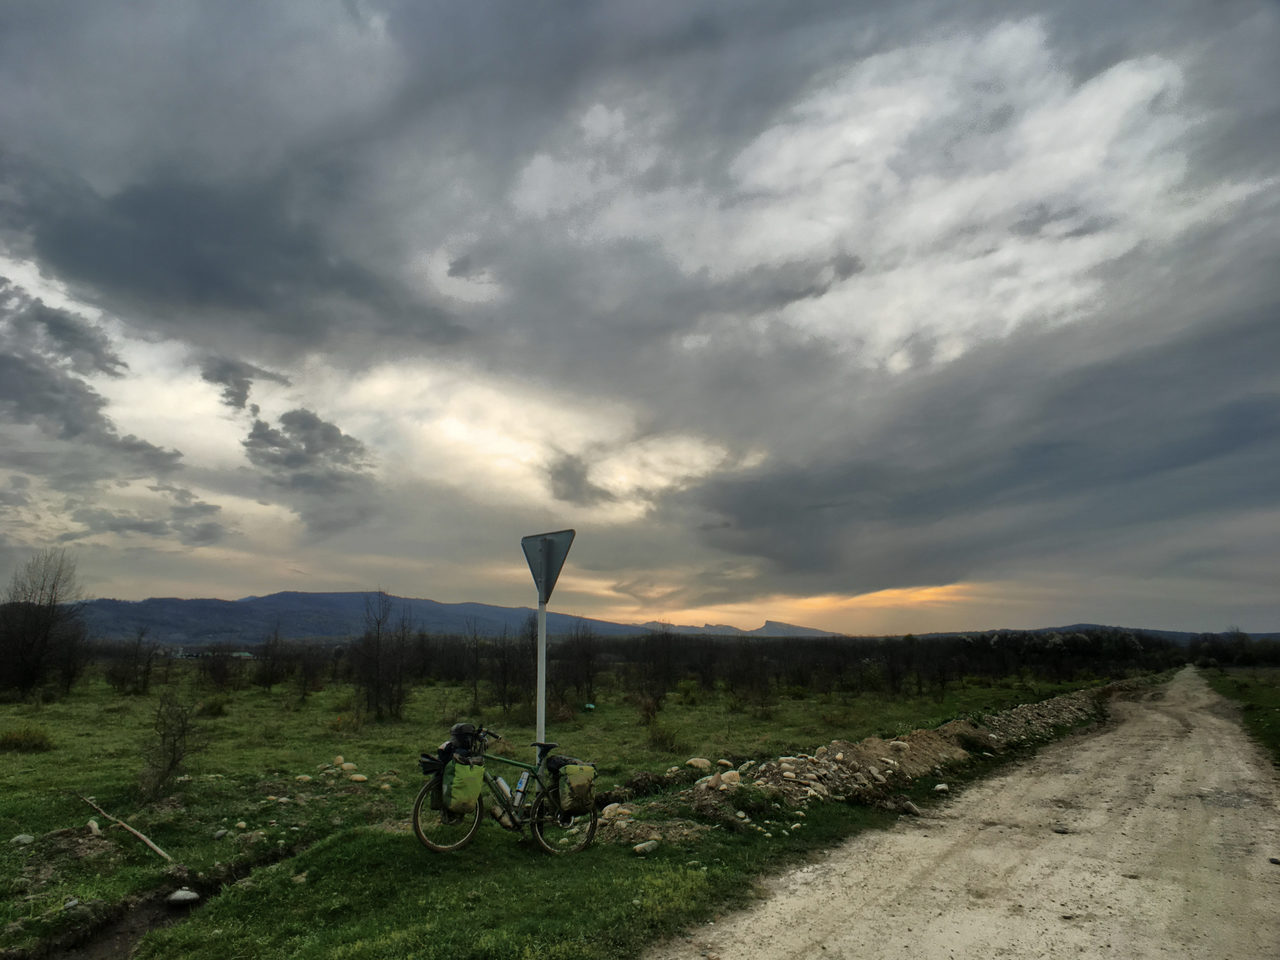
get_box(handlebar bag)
[442,757,485,814]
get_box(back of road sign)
[521,529,575,604]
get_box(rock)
[686,757,712,772]
[889,741,909,752]
[334,755,344,765]
[902,801,922,816]
[815,746,829,758]
[87,820,101,837]
[1052,825,1070,834]
[934,783,949,793]
[779,762,796,773]
[292,872,308,884]
[295,775,312,782]
[235,822,247,829]
[717,759,733,768]
[167,888,200,906]
[9,835,34,846]
[213,829,228,840]
[737,760,755,773]
[871,772,886,784]
[349,774,368,783]
[341,762,357,771]
[380,783,391,791]
[835,753,844,762]
[1270,857,1280,865]
[782,772,797,780]
[720,770,741,786]
[633,840,659,855]
[602,803,624,820]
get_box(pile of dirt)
[614,678,1154,839]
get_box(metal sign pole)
[536,536,550,744]
[536,597,547,744]
[520,528,575,752]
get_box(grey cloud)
[0,281,126,377]
[59,504,228,547]
[546,452,617,507]
[200,357,291,410]
[241,408,377,533]
[0,475,30,508]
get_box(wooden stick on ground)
[79,795,174,862]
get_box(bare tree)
[0,548,87,696]
[353,590,409,720]
[104,627,158,696]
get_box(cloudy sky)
[1,1,1277,635]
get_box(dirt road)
[645,667,1280,960]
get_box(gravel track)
[645,667,1280,960]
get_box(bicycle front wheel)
[412,779,482,852]
[529,793,597,855]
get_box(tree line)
[5,552,1278,718]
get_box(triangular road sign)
[521,529,575,604]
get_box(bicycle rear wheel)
[529,793,597,854]
[412,778,482,852]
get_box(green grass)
[0,668,1110,957]
[1203,667,1280,766]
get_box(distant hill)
[80,591,837,645]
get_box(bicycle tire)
[412,778,482,852]
[529,792,597,854]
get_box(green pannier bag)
[442,758,484,814]
[558,763,596,815]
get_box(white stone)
[10,834,34,846]
[349,774,368,783]
[934,783,950,793]
[716,759,733,768]
[341,762,357,771]
[87,820,101,837]
[295,775,312,782]
[686,757,712,772]
[633,840,659,855]
[167,888,200,905]
[720,770,741,786]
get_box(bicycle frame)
[481,751,556,828]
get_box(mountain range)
[79,591,838,645]
[79,592,1274,648]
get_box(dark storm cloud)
[200,357,291,411]
[670,300,1280,604]
[24,176,465,351]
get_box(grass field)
[1203,667,1280,766]
[1,667,1110,958]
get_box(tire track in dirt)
[645,667,1280,960]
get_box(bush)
[0,725,54,752]
[196,696,229,718]
[646,724,687,755]
[139,693,206,799]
